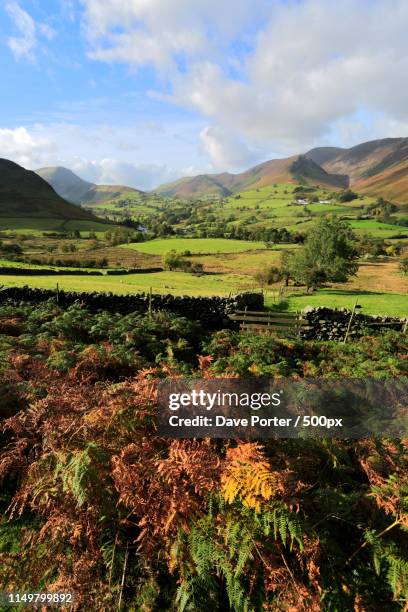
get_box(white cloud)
[172,0,408,153]
[7,0,408,187]
[38,23,57,41]
[79,0,408,158]
[71,158,178,190]
[199,126,264,170]
[5,2,37,61]
[80,0,267,73]
[0,126,54,166]
[5,2,57,62]
[0,123,182,190]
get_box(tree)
[163,250,193,272]
[287,217,359,289]
[279,252,292,286]
[357,235,386,257]
[254,266,282,287]
[338,189,358,203]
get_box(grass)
[0,180,406,315]
[347,219,406,237]
[0,259,102,272]
[190,247,296,274]
[215,184,377,231]
[0,270,251,296]
[267,288,407,317]
[0,251,406,317]
[0,265,406,317]
[0,217,113,233]
[121,237,266,255]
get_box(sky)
[1,0,408,190]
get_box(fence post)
[148,286,152,319]
[343,299,358,344]
[56,282,59,305]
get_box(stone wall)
[0,286,263,331]
[300,306,406,341]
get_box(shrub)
[337,189,358,202]
[400,256,408,275]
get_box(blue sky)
[1,0,408,190]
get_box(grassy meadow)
[269,289,408,317]
[121,237,266,254]
[0,217,113,233]
[0,269,250,296]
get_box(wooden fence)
[228,309,307,335]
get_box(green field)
[0,180,406,316]
[267,288,408,317]
[0,270,250,296]
[121,237,266,255]
[1,269,406,317]
[0,259,104,272]
[0,217,113,234]
[347,219,407,237]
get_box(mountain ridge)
[35,137,408,205]
[306,137,408,202]
[154,154,348,198]
[36,166,94,205]
[36,166,145,206]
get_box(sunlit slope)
[154,155,348,198]
[308,138,408,203]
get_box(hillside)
[305,146,345,166]
[154,155,348,198]
[156,137,408,202]
[353,160,408,202]
[36,166,145,206]
[36,166,94,205]
[156,174,235,198]
[307,138,408,202]
[0,159,109,230]
[81,184,145,205]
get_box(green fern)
[58,443,109,507]
[261,502,304,551]
[364,528,408,599]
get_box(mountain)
[154,155,348,198]
[37,137,408,206]
[0,158,102,223]
[36,166,145,206]
[156,137,408,202]
[307,138,408,202]
[36,166,94,205]
[305,146,345,166]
